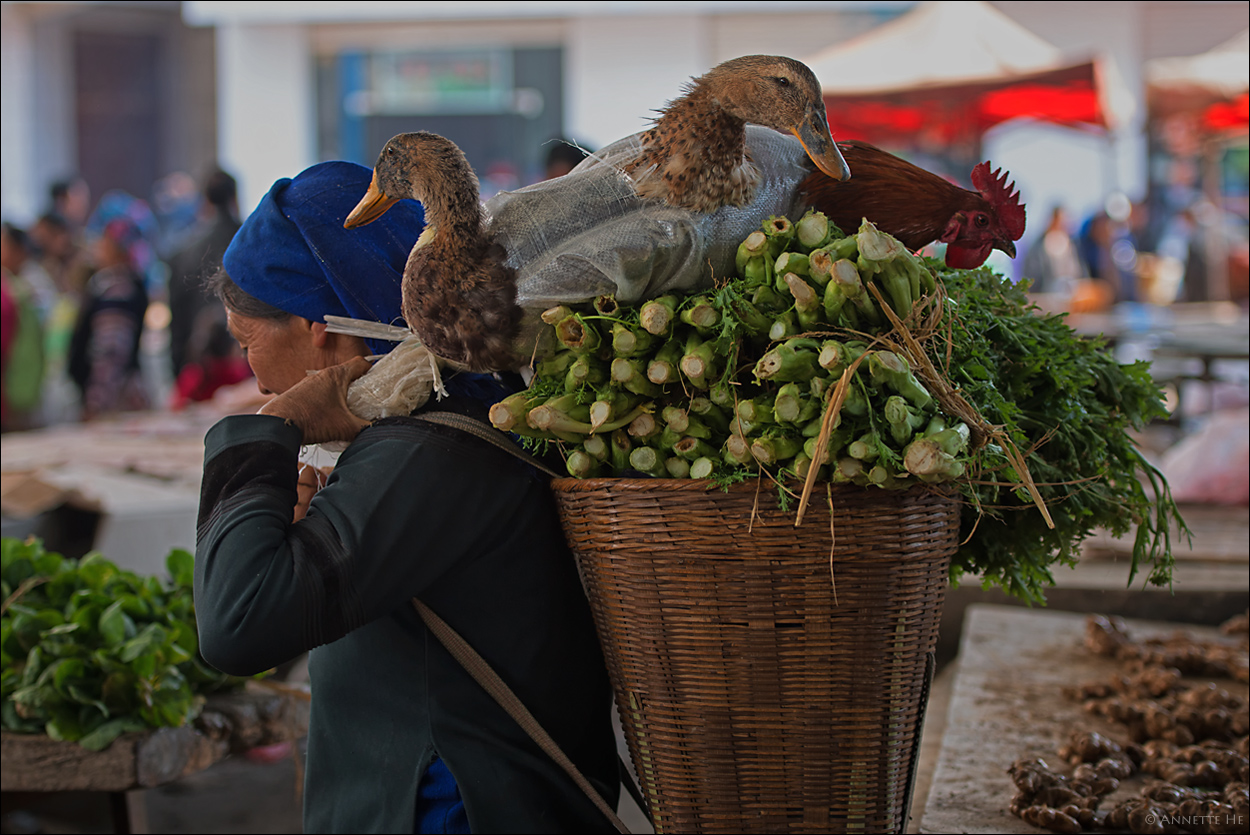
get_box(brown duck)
[626,54,851,213]
[343,132,522,373]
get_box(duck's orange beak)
[792,104,850,182]
[344,172,398,228]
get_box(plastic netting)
[486,125,815,314]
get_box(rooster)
[799,140,1026,269]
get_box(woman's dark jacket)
[194,398,620,833]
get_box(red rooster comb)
[971,162,1026,241]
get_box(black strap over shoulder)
[409,411,563,479]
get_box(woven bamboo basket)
[550,477,960,834]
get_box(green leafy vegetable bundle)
[1,538,244,750]
[494,210,1184,603]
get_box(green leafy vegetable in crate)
[1,538,246,750]
[495,210,1185,603]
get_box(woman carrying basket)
[193,161,620,833]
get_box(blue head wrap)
[223,161,423,356]
[223,161,518,405]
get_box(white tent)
[805,1,1067,95]
[800,1,1121,147]
[1147,29,1250,102]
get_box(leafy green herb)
[929,263,1186,603]
[710,468,751,493]
[2,538,246,750]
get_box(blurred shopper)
[67,218,151,420]
[168,168,241,377]
[1,223,58,323]
[168,306,251,411]
[152,171,203,256]
[1080,197,1139,304]
[48,176,91,234]
[1021,206,1086,296]
[0,226,48,432]
[1,271,17,431]
[85,190,165,298]
[543,139,592,180]
[30,212,94,299]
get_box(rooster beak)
[344,171,398,229]
[994,238,1017,259]
[792,105,850,182]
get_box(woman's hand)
[259,356,373,445]
[294,463,333,522]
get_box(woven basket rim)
[549,475,957,499]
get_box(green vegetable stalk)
[665,457,691,479]
[628,445,668,478]
[679,333,720,389]
[627,411,662,442]
[754,338,822,383]
[590,391,642,431]
[867,351,933,410]
[554,313,601,353]
[750,435,802,466]
[540,305,573,326]
[646,339,685,386]
[795,209,833,252]
[735,230,770,276]
[689,457,718,480]
[566,449,602,478]
[639,295,679,337]
[582,435,609,461]
[763,215,794,259]
[679,297,720,334]
[781,272,823,330]
[611,357,662,398]
[489,390,545,433]
[768,310,801,342]
[564,353,607,393]
[674,436,718,462]
[773,252,810,294]
[884,395,927,446]
[773,382,820,425]
[527,394,594,441]
[807,249,834,288]
[609,429,633,473]
[611,322,656,357]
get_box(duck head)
[344,132,480,231]
[702,55,850,183]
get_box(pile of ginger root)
[1008,611,1248,834]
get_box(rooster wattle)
[798,140,1026,269]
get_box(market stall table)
[1,401,259,576]
[1,682,309,833]
[919,605,1248,834]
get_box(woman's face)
[225,311,325,396]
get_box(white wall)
[566,14,713,150]
[1,4,39,224]
[216,23,316,213]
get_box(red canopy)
[820,61,1106,145]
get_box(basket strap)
[900,651,937,834]
[412,598,633,834]
[409,412,562,478]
